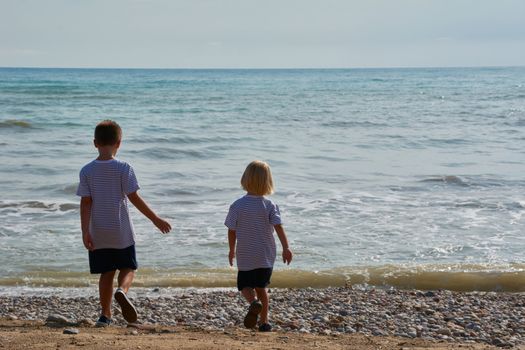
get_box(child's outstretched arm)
[274,224,292,265]
[228,229,236,266]
[80,196,94,250]
[127,191,171,233]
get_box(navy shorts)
[88,245,138,274]
[237,268,273,291]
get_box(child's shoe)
[258,323,272,332]
[243,300,262,328]
[95,315,112,327]
[114,287,138,323]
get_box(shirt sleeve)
[269,203,282,225]
[76,169,91,197]
[122,164,140,195]
[224,204,238,230]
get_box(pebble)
[437,328,452,336]
[1,287,525,346]
[407,327,417,338]
[63,328,79,335]
[77,318,95,326]
[46,314,70,325]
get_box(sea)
[0,67,524,293]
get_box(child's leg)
[241,287,263,328]
[255,287,269,324]
[241,287,256,303]
[117,268,135,292]
[99,270,116,317]
[114,269,138,323]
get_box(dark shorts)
[88,245,138,274]
[237,268,273,291]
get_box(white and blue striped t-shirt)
[76,158,140,250]
[224,195,282,271]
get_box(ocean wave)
[32,183,79,195]
[158,185,233,197]
[161,188,200,196]
[129,135,253,145]
[420,175,470,187]
[510,118,525,127]
[4,264,525,292]
[0,200,78,212]
[62,184,79,194]
[427,138,472,146]
[3,85,82,95]
[134,147,210,159]
[305,155,348,162]
[418,176,517,189]
[0,119,32,128]
[321,120,388,128]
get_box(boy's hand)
[228,250,235,266]
[282,248,293,265]
[153,217,171,234]
[82,232,94,251]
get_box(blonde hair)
[241,160,274,196]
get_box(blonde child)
[225,160,293,332]
[77,120,171,326]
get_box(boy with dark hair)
[77,120,171,327]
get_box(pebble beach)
[1,287,525,348]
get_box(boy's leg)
[117,268,135,292]
[241,287,256,303]
[99,270,116,318]
[114,268,138,323]
[255,287,269,324]
[242,287,262,328]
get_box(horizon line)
[1,64,524,70]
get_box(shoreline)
[5,263,525,291]
[1,287,524,348]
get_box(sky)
[1,0,524,68]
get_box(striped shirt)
[225,195,282,271]
[76,158,140,249]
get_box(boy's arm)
[80,196,94,251]
[228,229,236,266]
[274,224,292,265]
[127,191,172,234]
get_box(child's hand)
[82,232,94,251]
[228,251,235,266]
[282,248,293,265]
[153,217,172,234]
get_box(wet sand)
[0,319,508,350]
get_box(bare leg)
[99,270,116,318]
[255,288,269,324]
[241,287,256,303]
[114,268,138,323]
[241,287,262,328]
[117,268,135,293]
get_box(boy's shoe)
[258,323,272,332]
[114,288,138,323]
[95,315,112,327]
[243,300,262,329]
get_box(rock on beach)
[1,287,525,347]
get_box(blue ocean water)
[0,67,524,290]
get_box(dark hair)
[94,120,122,146]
